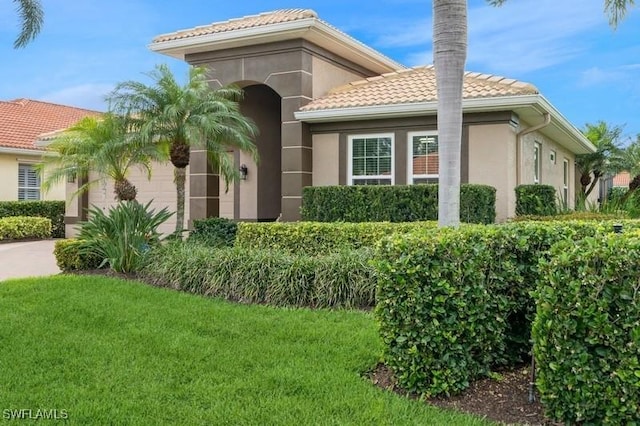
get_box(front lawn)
[0,276,489,425]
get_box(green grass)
[0,276,490,425]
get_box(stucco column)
[189,149,219,225]
[281,102,312,221]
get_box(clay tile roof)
[300,65,539,112]
[613,171,631,187]
[153,9,318,43]
[0,99,101,151]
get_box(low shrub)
[53,239,103,272]
[235,221,437,255]
[0,201,65,238]
[511,211,627,222]
[77,201,173,273]
[188,217,237,247]
[534,234,640,424]
[515,184,556,216]
[301,184,496,224]
[141,242,377,309]
[0,216,51,241]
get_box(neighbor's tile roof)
[300,65,539,112]
[153,9,318,43]
[0,99,100,151]
[613,171,631,187]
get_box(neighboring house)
[0,99,99,202]
[70,8,595,231]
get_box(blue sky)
[1,0,638,139]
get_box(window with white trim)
[408,131,439,184]
[563,159,570,203]
[18,164,41,200]
[348,134,393,185]
[534,142,542,183]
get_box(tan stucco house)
[0,99,99,203]
[66,9,595,233]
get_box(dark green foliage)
[374,220,640,397]
[53,239,103,272]
[77,201,173,273]
[0,200,65,238]
[534,234,640,424]
[141,242,378,309]
[515,185,557,216]
[0,216,51,240]
[301,184,496,224]
[235,221,437,255]
[188,217,237,247]
[511,211,627,222]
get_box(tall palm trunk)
[170,139,191,235]
[433,0,467,227]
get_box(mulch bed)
[369,363,561,425]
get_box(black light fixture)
[239,164,248,180]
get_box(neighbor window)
[349,134,393,185]
[534,142,542,183]
[563,159,570,202]
[408,131,439,184]
[18,164,40,200]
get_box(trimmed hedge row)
[534,234,640,424]
[0,216,51,241]
[511,211,627,222]
[53,239,104,272]
[515,184,557,216]
[301,184,496,224]
[0,201,65,238]
[235,221,437,255]
[375,219,640,397]
[141,242,378,309]
[188,217,237,247]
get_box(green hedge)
[188,217,237,247]
[534,234,640,424]
[515,184,556,216]
[0,216,51,241]
[511,211,627,222]
[301,184,496,224]
[375,220,640,397]
[235,221,437,255]
[0,201,65,238]
[53,239,104,272]
[141,242,377,309]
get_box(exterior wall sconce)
[239,164,248,180]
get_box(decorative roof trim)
[150,16,403,74]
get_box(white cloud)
[40,83,113,111]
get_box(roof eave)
[295,94,595,154]
[150,18,403,74]
[0,146,44,155]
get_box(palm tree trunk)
[174,166,187,236]
[434,0,467,228]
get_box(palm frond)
[13,0,43,48]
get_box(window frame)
[18,163,41,201]
[347,133,395,186]
[407,130,439,185]
[534,142,542,184]
[563,158,570,203]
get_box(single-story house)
[0,99,99,203]
[66,9,596,232]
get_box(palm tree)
[11,0,44,48]
[39,114,161,201]
[108,64,258,236]
[616,137,640,204]
[576,121,623,199]
[434,0,635,227]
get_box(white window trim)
[407,130,439,184]
[563,158,570,200]
[348,133,394,185]
[534,142,542,184]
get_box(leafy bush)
[515,185,556,216]
[53,239,103,272]
[235,221,437,255]
[374,219,640,397]
[0,216,51,241]
[0,201,65,238]
[141,242,377,309]
[188,217,237,247]
[534,234,640,424]
[77,201,173,273]
[301,184,496,224]
[511,211,627,222]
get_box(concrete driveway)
[0,239,61,282]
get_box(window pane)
[414,177,439,185]
[352,158,365,176]
[379,138,392,156]
[353,178,391,186]
[379,157,392,175]
[412,134,439,177]
[352,139,365,158]
[365,158,378,175]
[365,138,378,156]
